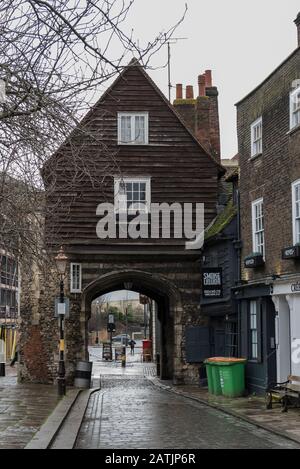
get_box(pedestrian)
[10,343,20,367]
[128,339,136,355]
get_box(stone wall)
[19,254,206,385]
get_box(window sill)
[249,152,262,162]
[287,124,300,137]
[117,142,149,146]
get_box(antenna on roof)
[165,35,188,102]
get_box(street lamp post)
[55,246,68,397]
[95,300,100,345]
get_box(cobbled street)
[75,347,300,449]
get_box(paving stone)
[0,368,59,449]
[76,372,300,449]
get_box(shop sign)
[202,268,223,298]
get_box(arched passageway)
[81,270,183,380]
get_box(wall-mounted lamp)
[272,274,281,281]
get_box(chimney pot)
[295,12,300,47]
[205,70,212,88]
[186,85,194,99]
[176,84,183,99]
[198,75,206,97]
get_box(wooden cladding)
[45,64,220,250]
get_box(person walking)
[128,339,136,355]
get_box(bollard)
[121,345,126,368]
[0,340,5,376]
[74,361,93,388]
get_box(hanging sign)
[202,268,223,298]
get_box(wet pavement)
[0,366,60,449]
[76,348,300,449]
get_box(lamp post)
[95,300,100,345]
[54,246,68,396]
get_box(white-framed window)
[117,112,149,145]
[251,117,262,157]
[290,85,300,130]
[114,177,151,214]
[252,198,265,256]
[292,180,300,244]
[0,250,19,318]
[250,300,258,360]
[70,263,82,293]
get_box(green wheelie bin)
[204,360,214,394]
[204,359,222,395]
[218,359,247,397]
[205,358,246,397]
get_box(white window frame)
[290,85,300,131]
[251,198,265,257]
[250,300,258,361]
[292,179,300,245]
[251,117,263,157]
[117,112,149,145]
[114,177,151,214]
[70,263,82,293]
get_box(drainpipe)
[236,188,242,356]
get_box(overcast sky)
[125,0,300,159]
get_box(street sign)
[58,303,66,315]
[108,314,114,324]
[55,297,70,318]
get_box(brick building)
[235,13,300,393]
[19,61,224,385]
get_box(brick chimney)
[203,71,221,162]
[295,12,300,47]
[176,84,183,99]
[173,70,221,162]
[198,75,206,97]
[186,85,194,99]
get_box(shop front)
[234,283,277,395]
[272,278,300,382]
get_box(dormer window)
[290,85,300,130]
[117,112,149,145]
[251,117,262,157]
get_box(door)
[289,295,300,377]
[214,329,225,357]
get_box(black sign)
[282,245,300,260]
[244,254,264,268]
[107,323,116,332]
[291,282,300,292]
[202,268,223,298]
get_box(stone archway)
[80,269,183,381]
